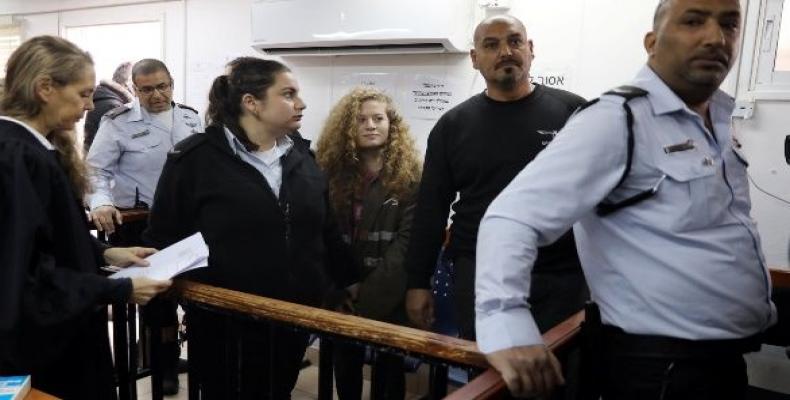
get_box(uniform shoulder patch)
[603,85,649,100]
[176,103,199,114]
[105,104,132,119]
[168,132,208,160]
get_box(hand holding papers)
[109,232,209,280]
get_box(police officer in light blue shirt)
[85,58,201,396]
[475,1,777,399]
[87,59,203,235]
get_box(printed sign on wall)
[401,74,463,120]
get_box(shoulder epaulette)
[105,104,132,119]
[575,85,649,114]
[590,85,649,217]
[604,85,649,100]
[176,103,199,114]
[168,132,208,160]
[289,131,316,159]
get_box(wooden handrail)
[444,310,585,400]
[85,209,149,227]
[118,209,149,223]
[445,369,507,400]
[446,268,790,399]
[770,267,790,289]
[173,280,487,368]
[539,310,585,352]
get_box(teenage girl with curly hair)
[316,87,421,400]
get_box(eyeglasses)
[135,82,172,96]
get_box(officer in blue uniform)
[85,58,202,396]
[87,59,202,230]
[475,1,776,399]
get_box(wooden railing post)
[111,302,132,400]
[429,364,449,399]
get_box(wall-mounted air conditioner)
[250,0,474,56]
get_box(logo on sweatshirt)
[537,129,558,146]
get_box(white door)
[56,1,185,149]
[58,1,186,102]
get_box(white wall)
[0,0,167,15]
[177,0,654,150]
[732,0,790,268]
[183,0,259,123]
[6,0,656,149]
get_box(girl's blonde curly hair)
[316,87,422,217]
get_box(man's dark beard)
[495,72,518,90]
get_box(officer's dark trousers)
[452,256,588,399]
[599,326,752,400]
[333,341,405,400]
[451,256,588,340]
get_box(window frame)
[738,0,790,99]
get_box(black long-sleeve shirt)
[406,85,586,289]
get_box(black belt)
[602,325,762,358]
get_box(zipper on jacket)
[281,200,292,253]
[222,134,296,255]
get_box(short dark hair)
[653,0,671,30]
[131,58,171,84]
[112,61,132,85]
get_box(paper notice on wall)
[402,75,463,120]
[334,72,397,100]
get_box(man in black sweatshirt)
[405,14,588,341]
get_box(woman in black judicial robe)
[144,57,359,399]
[0,36,172,400]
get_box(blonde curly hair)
[316,87,422,217]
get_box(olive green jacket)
[345,179,416,325]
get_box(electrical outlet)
[733,100,755,119]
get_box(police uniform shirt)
[223,126,293,198]
[474,65,776,354]
[86,99,203,210]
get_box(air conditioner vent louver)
[251,0,472,57]
[260,43,452,56]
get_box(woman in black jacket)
[144,57,358,399]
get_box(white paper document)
[109,232,209,280]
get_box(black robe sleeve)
[0,137,131,368]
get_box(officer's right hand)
[129,277,172,305]
[89,205,123,234]
[485,345,565,398]
[405,288,434,330]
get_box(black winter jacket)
[84,80,133,152]
[143,125,358,306]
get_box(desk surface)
[26,389,58,400]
